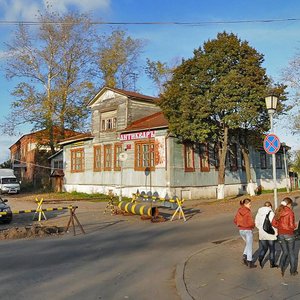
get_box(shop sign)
[120,130,155,141]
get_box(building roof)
[123,111,169,132]
[59,132,93,145]
[9,127,80,150]
[48,149,63,160]
[88,86,159,106]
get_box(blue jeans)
[259,240,276,265]
[278,234,297,273]
[239,230,253,261]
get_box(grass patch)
[260,188,288,194]
[17,191,132,202]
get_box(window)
[94,145,101,171]
[199,143,210,172]
[228,144,238,171]
[276,153,283,169]
[101,110,117,131]
[114,143,123,171]
[260,152,267,169]
[54,160,63,170]
[240,151,246,170]
[134,141,155,171]
[184,144,195,172]
[103,144,112,171]
[71,148,84,172]
[213,143,219,170]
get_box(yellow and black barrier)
[0,206,77,215]
[118,201,157,217]
[131,193,186,222]
[0,205,85,236]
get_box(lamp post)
[265,95,278,209]
[281,142,290,193]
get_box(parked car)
[0,197,12,224]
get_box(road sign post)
[263,134,281,209]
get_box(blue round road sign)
[263,134,281,154]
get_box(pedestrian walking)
[272,197,298,276]
[234,198,257,268]
[255,201,278,268]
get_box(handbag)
[263,211,275,235]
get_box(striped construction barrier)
[131,193,186,222]
[118,201,157,217]
[0,205,85,236]
[0,206,77,215]
[132,193,184,209]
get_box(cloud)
[46,0,110,13]
[0,0,111,20]
[0,0,41,20]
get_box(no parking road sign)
[263,134,281,154]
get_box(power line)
[0,17,299,26]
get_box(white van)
[0,168,21,194]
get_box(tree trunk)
[217,126,229,199]
[241,146,255,196]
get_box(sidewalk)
[177,237,300,300]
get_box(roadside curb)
[175,236,239,300]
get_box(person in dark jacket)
[272,197,298,276]
[234,198,257,268]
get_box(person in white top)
[255,201,278,268]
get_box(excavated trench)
[0,224,65,240]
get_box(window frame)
[276,153,283,169]
[213,143,220,170]
[134,140,155,171]
[54,160,63,170]
[240,150,246,171]
[93,145,102,172]
[229,144,238,172]
[100,111,117,132]
[70,148,85,173]
[114,143,123,171]
[103,144,112,171]
[260,152,267,169]
[184,143,195,172]
[199,143,210,172]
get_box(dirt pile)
[0,224,65,240]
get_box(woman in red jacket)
[234,198,257,268]
[272,197,297,276]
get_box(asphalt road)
[1,193,299,300]
[0,207,237,300]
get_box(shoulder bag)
[263,211,275,235]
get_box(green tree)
[4,11,96,153]
[291,150,300,173]
[0,160,12,169]
[97,29,144,90]
[160,32,281,199]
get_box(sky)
[0,0,300,162]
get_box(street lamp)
[265,95,278,209]
[281,142,290,193]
